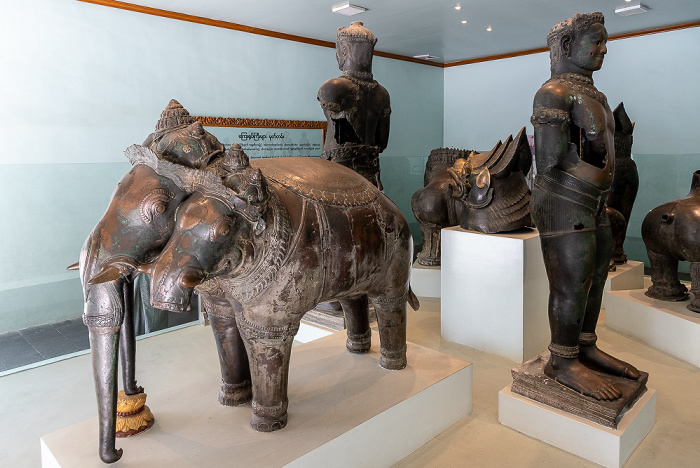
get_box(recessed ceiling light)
[615,3,648,16]
[486,26,492,31]
[332,3,367,16]
[414,54,439,60]
[454,4,461,10]
[461,20,468,24]
[625,0,632,2]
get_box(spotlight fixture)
[615,3,648,16]
[486,26,492,31]
[454,4,461,10]
[414,54,439,60]
[332,2,367,16]
[461,20,467,24]
[625,0,632,2]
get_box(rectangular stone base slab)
[511,352,648,429]
[499,386,656,468]
[605,289,700,367]
[41,331,472,467]
[411,260,441,298]
[602,260,644,308]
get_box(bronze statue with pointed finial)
[318,21,391,188]
[528,12,642,402]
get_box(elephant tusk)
[66,261,80,271]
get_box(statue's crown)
[546,12,605,50]
[337,21,377,45]
[154,99,195,135]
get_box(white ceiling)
[122,0,700,64]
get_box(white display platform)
[411,260,441,298]
[605,289,700,367]
[41,331,472,468]
[602,261,644,308]
[499,386,656,468]
[441,227,549,362]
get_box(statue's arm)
[531,84,574,174]
[375,86,391,152]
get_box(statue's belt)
[322,146,380,174]
[535,168,609,214]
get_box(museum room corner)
[1,1,699,467]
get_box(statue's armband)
[531,106,571,129]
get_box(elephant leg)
[689,262,700,313]
[208,313,252,406]
[339,295,371,353]
[646,250,688,301]
[371,295,407,370]
[119,281,143,395]
[416,223,441,266]
[237,320,294,432]
[89,326,123,464]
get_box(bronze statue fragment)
[411,148,471,266]
[642,170,700,312]
[137,146,417,432]
[411,129,533,266]
[608,102,639,264]
[525,12,643,403]
[318,21,390,188]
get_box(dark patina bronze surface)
[144,147,417,433]
[77,100,227,463]
[642,170,700,312]
[411,129,533,266]
[318,21,390,188]
[608,102,639,265]
[525,12,644,407]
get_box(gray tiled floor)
[0,309,198,372]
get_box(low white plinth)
[605,289,700,367]
[441,227,549,362]
[499,386,656,468]
[411,260,441,298]
[602,261,644,308]
[41,331,472,468]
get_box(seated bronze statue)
[530,12,641,400]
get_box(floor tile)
[0,334,44,369]
[52,318,88,341]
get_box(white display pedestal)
[499,386,656,468]
[41,331,472,468]
[441,227,549,362]
[605,289,700,367]
[411,260,441,298]
[602,261,644,309]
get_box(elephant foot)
[612,252,627,265]
[416,251,440,267]
[219,380,252,407]
[380,345,407,370]
[346,329,371,354]
[100,447,123,464]
[646,282,688,302]
[250,401,287,432]
[115,390,155,438]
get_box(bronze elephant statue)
[642,170,700,312]
[142,147,418,433]
[76,100,226,463]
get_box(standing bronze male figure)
[318,21,391,188]
[530,12,640,400]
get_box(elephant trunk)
[89,325,123,464]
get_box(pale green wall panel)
[0,0,443,332]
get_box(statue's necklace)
[342,70,378,89]
[546,73,607,107]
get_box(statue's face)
[568,23,608,72]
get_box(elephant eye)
[140,188,175,223]
[210,217,234,242]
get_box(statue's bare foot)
[544,355,622,400]
[579,344,641,380]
